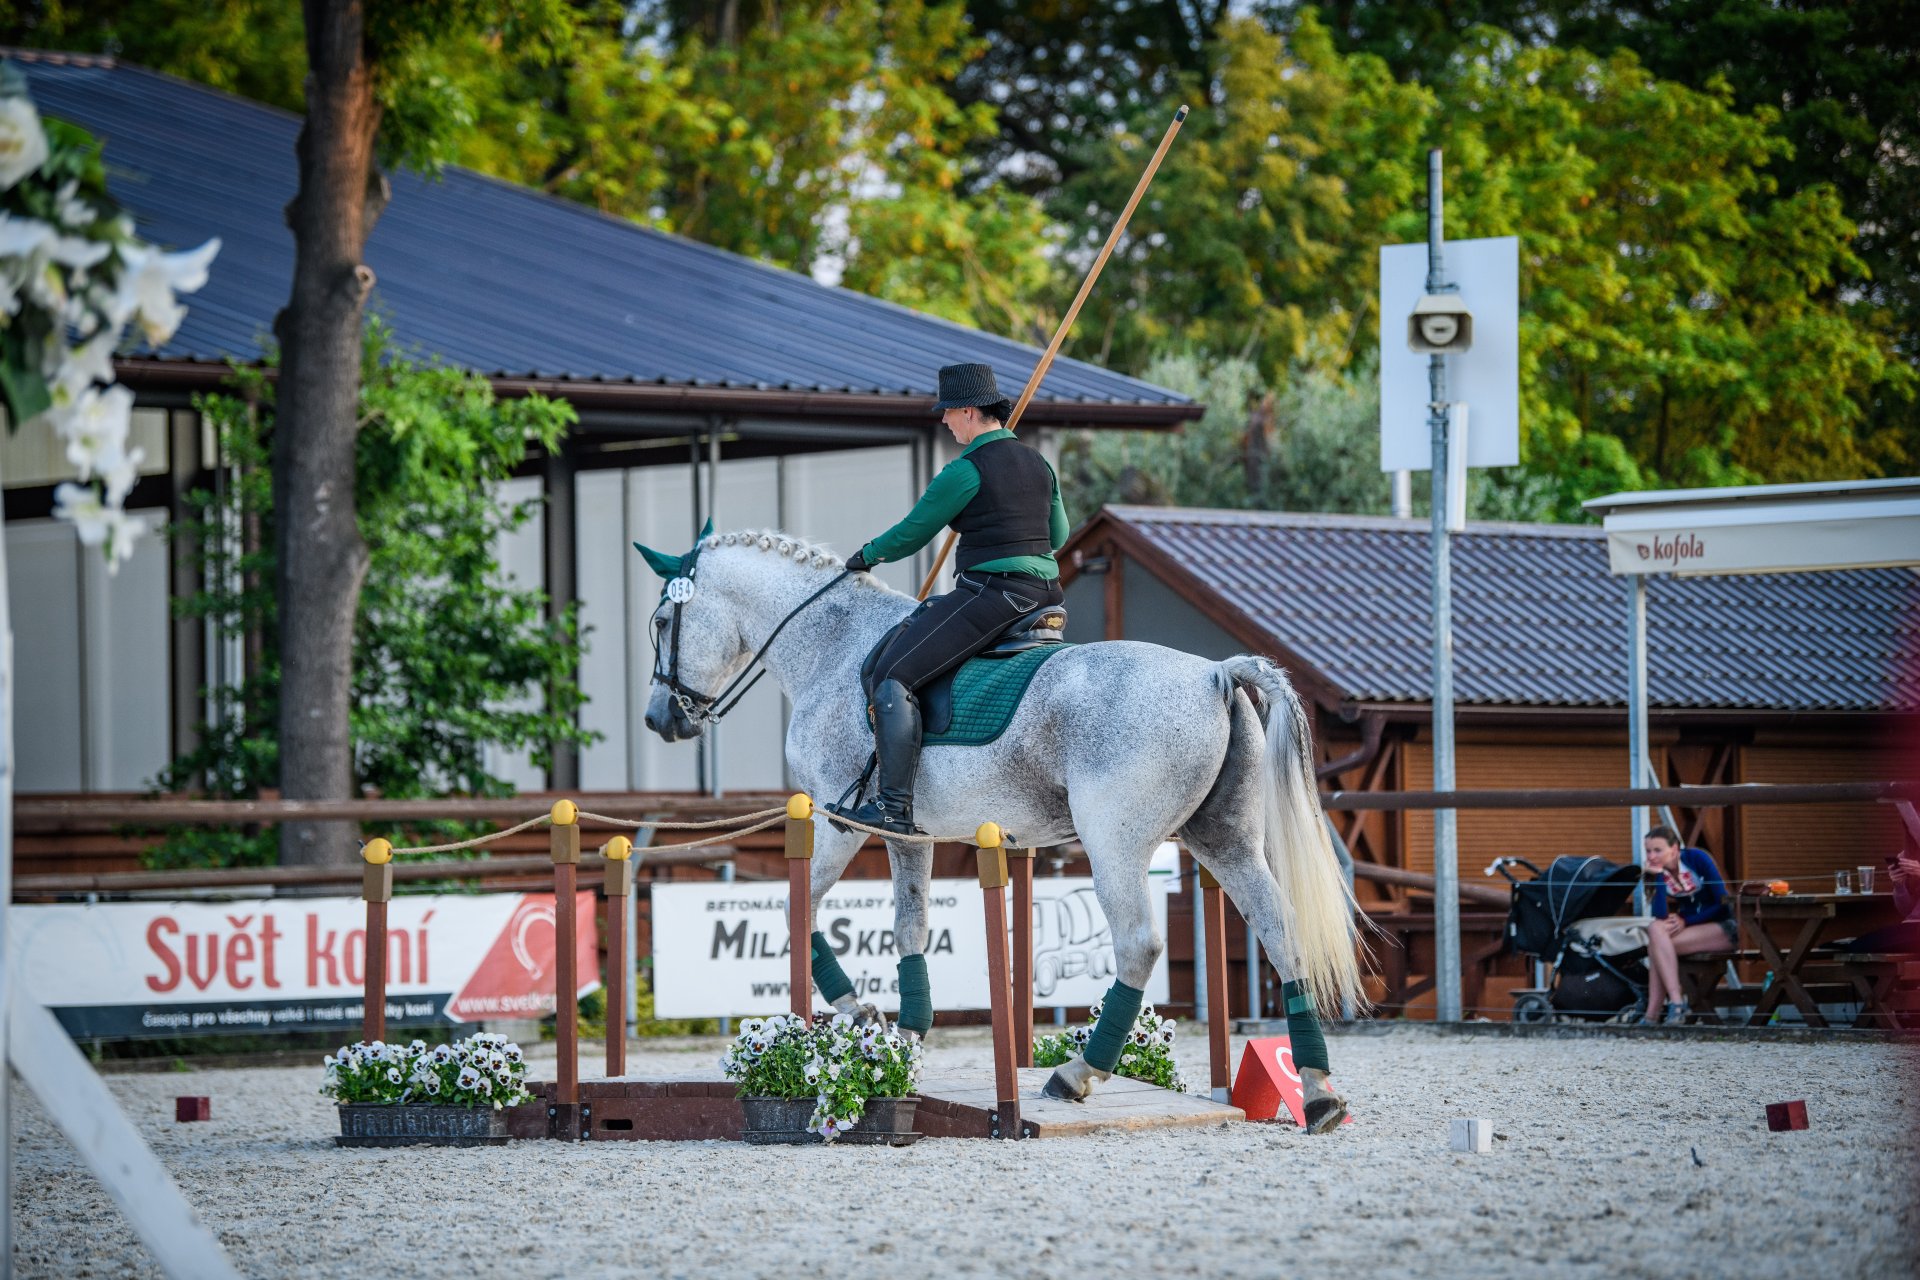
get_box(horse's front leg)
[886,836,935,1039]
[805,821,873,1018]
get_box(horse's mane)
[701,529,896,592]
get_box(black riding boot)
[828,679,925,835]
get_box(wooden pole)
[785,794,816,1021]
[549,800,581,1139]
[976,824,1022,1138]
[917,104,1190,601]
[1008,845,1035,1067]
[1199,865,1232,1104]
[601,836,634,1079]
[359,838,393,1044]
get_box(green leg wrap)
[1082,981,1145,1073]
[1283,979,1330,1073]
[896,954,932,1034]
[811,932,854,1005]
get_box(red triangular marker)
[1230,1035,1353,1126]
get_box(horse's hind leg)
[1041,825,1164,1103]
[1183,691,1349,1133]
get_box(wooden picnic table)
[1734,891,1905,1028]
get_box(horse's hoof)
[1299,1067,1348,1134]
[1041,1069,1087,1103]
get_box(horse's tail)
[1215,655,1370,1018]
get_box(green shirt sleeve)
[861,458,981,565]
[1047,463,1069,550]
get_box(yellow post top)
[975,821,1002,850]
[604,835,633,861]
[786,793,813,821]
[550,799,578,826]
[361,838,392,866]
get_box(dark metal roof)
[12,51,1194,422]
[1089,506,1920,714]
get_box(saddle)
[859,604,1068,736]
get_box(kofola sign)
[8,892,598,1040]
[651,878,1170,1019]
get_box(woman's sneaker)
[1660,1000,1691,1026]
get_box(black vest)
[950,437,1055,571]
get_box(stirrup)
[825,796,923,837]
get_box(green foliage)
[150,322,591,867]
[1033,1001,1187,1092]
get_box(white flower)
[52,180,95,230]
[740,1017,764,1037]
[110,237,219,346]
[409,1039,426,1053]
[52,383,133,481]
[424,1076,441,1095]
[456,1066,482,1090]
[385,1067,402,1084]
[0,95,48,191]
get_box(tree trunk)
[272,0,387,866]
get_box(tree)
[271,1,577,867]
[153,325,590,868]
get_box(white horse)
[637,530,1363,1131]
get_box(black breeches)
[867,571,1065,698]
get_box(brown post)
[602,836,635,1079]
[1199,865,1233,1103]
[976,824,1021,1138]
[359,838,393,1044]
[549,801,582,1139]
[1008,845,1035,1067]
[784,794,815,1020]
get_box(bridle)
[650,544,853,728]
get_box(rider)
[826,362,1069,836]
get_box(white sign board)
[651,878,1172,1019]
[7,893,599,1039]
[1379,236,1520,472]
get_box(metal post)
[706,423,723,798]
[718,858,735,1037]
[689,437,707,796]
[975,824,1022,1138]
[1392,470,1413,519]
[1052,854,1068,1026]
[784,795,814,1020]
[1426,147,1463,1023]
[1192,857,1208,1027]
[360,839,393,1043]
[1009,846,1035,1066]
[549,801,581,1139]
[1627,574,1651,913]
[1246,925,1263,1021]
[602,837,634,1079]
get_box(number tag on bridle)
[665,576,696,604]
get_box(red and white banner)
[7,892,598,1040]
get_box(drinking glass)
[1834,869,1854,895]
[1857,865,1876,894]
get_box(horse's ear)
[633,542,682,579]
[698,517,714,542]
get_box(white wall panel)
[84,512,169,789]
[781,446,919,596]
[7,521,84,791]
[481,477,547,791]
[625,466,698,791]
[575,469,630,790]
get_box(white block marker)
[1450,1118,1493,1153]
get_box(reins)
[653,561,854,726]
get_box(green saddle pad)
[924,643,1074,747]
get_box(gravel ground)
[13,1026,1918,1280]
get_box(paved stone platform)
[516,1068,1244,1141]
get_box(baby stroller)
[1487,855,1650,1023]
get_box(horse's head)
[634,527,857,741]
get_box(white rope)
[387,813,551,856]
[575,805,786,830]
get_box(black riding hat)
[931,362,1004,412]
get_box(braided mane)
[701,529,895,591]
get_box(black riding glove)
[845,549,874,573]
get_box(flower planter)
[739,1096,921,1146]
[335,1103,512,1148]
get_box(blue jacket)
[1651,847,1730,926]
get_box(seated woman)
[1640,825,1735,1025]
[824,362,1069,836]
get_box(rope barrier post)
[1198,865,1232,1104]
[784,794,815,1021]
[1007,844,1035,1067]
[549,801,582,1140]
[976,823,1022,1139]
[601,836,635,1080]
[359,839,392,1044]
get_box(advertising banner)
[8,892,599,1040]
[651,877,1171,1019]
